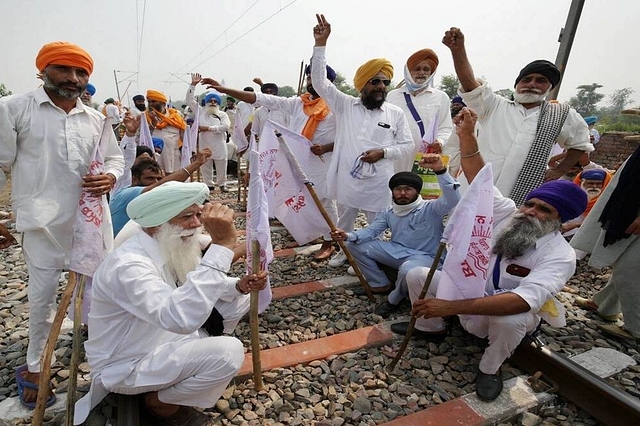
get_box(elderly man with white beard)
[76,181,267,426]
[561,168,611,237]
[187,74,232,192]
[442,27,593,205]
[393,108,587,402]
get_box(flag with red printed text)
[258,120,328,245]
[436,164,494,301]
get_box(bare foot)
[21,370,52,404]
[313,242,335,260]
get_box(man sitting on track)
[75,182,267,426]
[395,108,587,402]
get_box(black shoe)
[390,321,447,342]
[475,369,503,401]
[375,301,400,317]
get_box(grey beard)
[493,213,561,259]
[155,223,203,284]
[513,89,549,105]
[42,74,83,100]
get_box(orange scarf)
[300,93,330,140]
[146,108,187,131]
[573,170,612,216]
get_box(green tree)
[0,83,12,98]
[494,88,514,100]
[333,72,358,96]
[568,83,605,116]
[438,74,460,99]
[278,85,297,98]
[608,88,635,113]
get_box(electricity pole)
[548,0,585,100]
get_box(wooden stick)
[387,242,447,372]
[249,240,264,390]
[32,271,78,425]
[274,132,374,301]
[65,274,86,426]
[297,61,305,96]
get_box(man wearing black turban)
[330,154,460,299]
[441,27,593,206]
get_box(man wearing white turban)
[75,181,268,426]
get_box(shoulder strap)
[403,92,425,137]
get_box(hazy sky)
[2,0,638,109]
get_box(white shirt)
[254,92,336,199]
[186,85,230,160]
[0,87,124,250]
[252,105,289,138]
[461,80,593,196]
[105,103,121,124]
[311,46,414,212]
[487,189,576,319]
[85,231,241,380]
[387,86,453,172]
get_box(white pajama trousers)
[200,158,227,188]
[406,267,539,375]
[106,336,244,408]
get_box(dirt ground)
[0,170,10,208]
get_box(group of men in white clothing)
[2,10,633,425]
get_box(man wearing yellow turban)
[0,41,124,407]
[310,14,414,272]
[387,48,453,173]
[145,89,187,174]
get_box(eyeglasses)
[369,78,391,87]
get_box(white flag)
[139,112,154,149]
[69,123,114,277]
[233,108,249,154]
[436,163,494,302]
[246,149,273,312]
[258,120,329,245]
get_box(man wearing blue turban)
[77,181,268,425]
[185,78,232,192]
[399,108,587,402]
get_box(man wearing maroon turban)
[400,108,587,402]
[310,14,414,267]
[0,41,124,407]
[388,48,453,173]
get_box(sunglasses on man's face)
[369,78,391,87]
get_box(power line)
[177,0,260,73]
[135,0,147,94]
[188,0,298,71]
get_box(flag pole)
[275,131,375,301]
[32,272,79,425]
[297,61,305,96]
[387,241,446,372]
[65,274,86,425]
[249,240,264,390]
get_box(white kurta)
[310,46,414,212]
[0,87,124,371]
[461,80,592,196]
[76,232,249,423]
[252,105,289,138]
[254,92,336,199]
[387,86,452,172]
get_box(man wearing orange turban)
[145,89,187,174]
[0,41,124,407]
[310,14,414,274]
[388,48,452,172]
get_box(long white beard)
[155,223,203,284]
[582,185,602,200]
[513,88,550,105]
[205,105,220,116]
[493,212,560,259]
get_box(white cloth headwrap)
[403,64,436,93]
[127,181,209,227]
[392,197,424,217]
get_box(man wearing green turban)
[76,181,268,425]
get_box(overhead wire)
[187,0,299,71]
[177,0,261,73]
